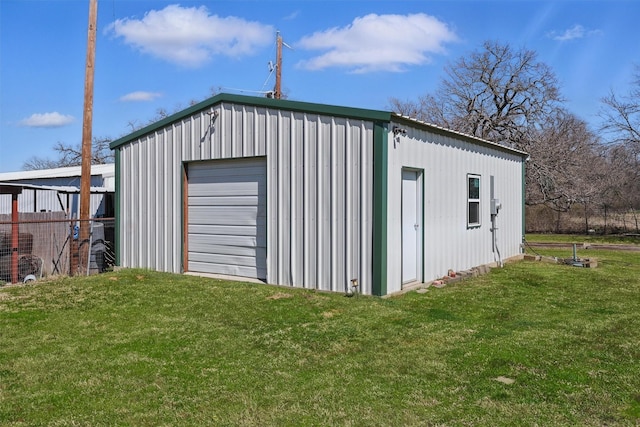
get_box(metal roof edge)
[0,164,115,181]
[225,94,393,122]
[109,93,392,150]
[392,114,529,158]
[0,182,112,194]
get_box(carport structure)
[0,182,113,283]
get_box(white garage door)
[187,158,267,279]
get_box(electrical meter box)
[491,198,502,215]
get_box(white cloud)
[295,13,458,73]
[283,10,300,21]
[119,91,163,102]
[106,4,274,68]
[19,112,74,128]
[549,24,603,41]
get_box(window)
[467,174,481,227]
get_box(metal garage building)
[110,93,527,296]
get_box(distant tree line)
[23,137,115,170]
[389,40,640,234]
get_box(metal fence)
[0,212,115,284]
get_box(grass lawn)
[1,247,639,426]
[526,232,640,245]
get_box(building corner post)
[114,148,121,267]
[372,122,388,296]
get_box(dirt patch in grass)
[266,292,294,300]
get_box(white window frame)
[467,174,481,228]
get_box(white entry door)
[402,169,422,284]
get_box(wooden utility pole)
[274,32,282,99]
[78,0,97,274]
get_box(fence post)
[11,193,19,284]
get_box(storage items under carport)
[0,231,42,282]
[0,182,115,283]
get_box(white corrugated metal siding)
[385,121,524,294]
[116,101,374,294]
[266,112,374,294]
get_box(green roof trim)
[372,121,388,296]
[114,149,121,267]
[110,93,392,150]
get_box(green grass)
[526,232,640,245]
[1,249,639,426]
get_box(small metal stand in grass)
[562,244,597,268]
[345,278,359,297]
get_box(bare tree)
[599,65,640,230]
[600,65,640,153]
[126,107,171,133]
[599,67,640,184]
[388,96,429,121]
[525,109,604,211]
[20,157,62,171]
[420,40,563,148]
[22,137,114,170]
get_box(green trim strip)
[114,149,121,266]
[180,162,185,273]
[110,93,392,150]
[372,121,388,296]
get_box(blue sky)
[1,0,638,172]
